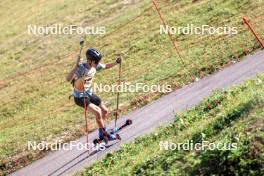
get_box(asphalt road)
[11,50,264,176]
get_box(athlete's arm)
[105,57,121,69]
[66,55,80,82]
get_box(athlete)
[66,48,121,142]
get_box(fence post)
[151,0,184,64]
[243,17,264,49]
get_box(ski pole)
[115,60,122,128]
[83,96,89,146]
[79,37,89,149]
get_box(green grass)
[77,74,264,176]
[0,0,264,174]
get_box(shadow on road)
[48,143,117,176]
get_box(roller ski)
[93,119,132,145]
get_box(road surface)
[12,50,264,176]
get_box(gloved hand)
[116,57,122,64]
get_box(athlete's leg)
[89,93,108,120]
[100,102,109,120]
[74,96,104,128]
[87,103,104,128]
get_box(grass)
[0,0,264,174]
[77,74,264,176]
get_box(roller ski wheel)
[93,138,100,145]
[125,119,132,125]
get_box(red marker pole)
[151,0,184,64]
[243,17,264,49]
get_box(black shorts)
[74,94,102,108]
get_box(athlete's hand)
[76,54,81,65]
[113,109,121,117]
[116,57,122,64]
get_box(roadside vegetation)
[0,0,264,174]
[78,74,264,175]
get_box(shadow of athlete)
[47,142,117,176]
[66,48,121,142]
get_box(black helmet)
[86,48,102,64]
